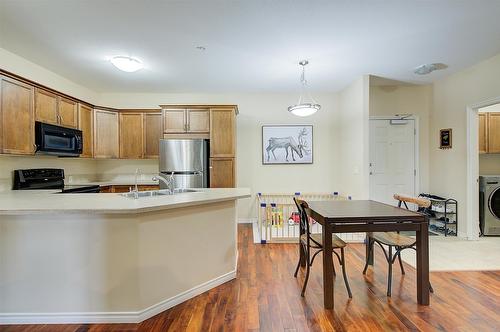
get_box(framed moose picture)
[440,128,452,149]
[262,125,313,164]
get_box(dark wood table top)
[308,200,425,223]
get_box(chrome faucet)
[130,168,141,199]
[152,172,175,193]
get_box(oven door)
[35,122,83,157]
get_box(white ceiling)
[1,0,500,93]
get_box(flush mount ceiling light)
[414,63,448,75]
[288,60,321,117]
[110,56,143,72]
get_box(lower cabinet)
[100,185,160,193]
[94,109,119,158]
[209,158,235,188]
[0,76,34,155]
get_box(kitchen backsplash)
[0,155,159,191]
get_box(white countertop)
[0,188,251,215]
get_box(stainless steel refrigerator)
[159,139,209,188]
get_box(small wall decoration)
[440,128,452,149]
[262,125,313,164]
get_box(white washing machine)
[479,175,500,236]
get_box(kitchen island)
[0,188,250,324]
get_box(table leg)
[416,218,430,305]
[322,221,334,309]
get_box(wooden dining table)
[306,200,430,310]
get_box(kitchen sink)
[120,188,198,198]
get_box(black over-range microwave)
[35,121,83,157]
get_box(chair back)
[293,197,310,236]
[393,194,431,209]
[293,197,322,247]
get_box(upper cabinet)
[35,88,78,128]
[34,88,58,125]
[479,113,488,154]
[119,112,144,159]
[78,103,93,158]
[210,108,235,157]
[0,76,35,155]
[488,113,500,153]
[143,112,163,158]
[163,108,209,134]
[94,109,119,159]
[58,97,78,128]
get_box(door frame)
[369,115,420,201]
[466,95,500,240]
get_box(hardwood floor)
[2,224,499,332]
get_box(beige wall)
[430,52,500,237]
[0,155,97,191]
[479,154,500,174]
[0,48,99,103]
[335,76,370,199]
[98,92,340,219]
[369,83,433,193]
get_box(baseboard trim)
[237,218,256,224]
[0,269,237,325]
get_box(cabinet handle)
[59,115,63,123]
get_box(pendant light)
[288,60,321,117]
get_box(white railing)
[256,192,353,243]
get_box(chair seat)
[371,232,416,247]
[300,233,346,249]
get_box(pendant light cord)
[298,62,318,105]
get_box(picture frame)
[262,125,313,164]
[440,128,452,149]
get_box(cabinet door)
[210,158,235,188]
[58,97,78,128]
[0,76,34,154]
[144,112,162,158]
[187,109,209,133]
[488,113,500,153]
[119,112,144,159]
[479,113,488,154]
[94,109,119,158]
[35,88,58,125]
[78,104,93,158]
[210,108,235,157]
[163,109,186,133]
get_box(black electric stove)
[13,168,100,193]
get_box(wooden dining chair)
[293,197,352,298]
[363,194,434,296]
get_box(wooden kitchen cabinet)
[119,112,144,159]
[0,76,35,155]
[35,88,78,128]
[210,108,235,157]
[210,158,235,188]
[58,97,78,128]
[100,184,160,193]
[143,112,163,158]
[94,109,119,158]
[186,109,210,133]
[479,113,488,154]
[164,109,186,133]
[163,108,209,134]
[35,88,58,125]
[488,112,500,153]
[78,103,93,158]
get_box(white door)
[369,119,416,206]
